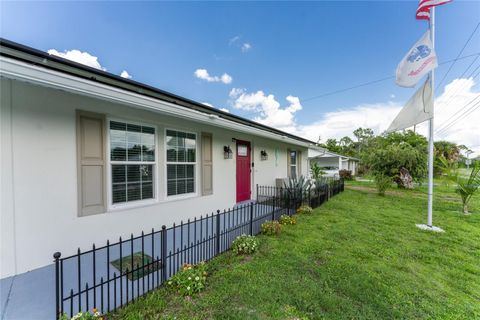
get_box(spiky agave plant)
[454,163,480,214]
[284,176,310,201]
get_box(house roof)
[0,38,316,146]
[308,146,360,161]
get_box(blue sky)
[1,1,479,152]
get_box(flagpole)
[419,6,443,232]
[427,7,435,227]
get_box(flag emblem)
[416,0,452,20]
[396,31,438,87]
[407,45,432,62]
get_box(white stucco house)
[308,147,359,177]
[0,39,316,319]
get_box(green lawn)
[110,182,480,319]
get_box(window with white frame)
[289,150,297,179]
[109,121,156,205]
[166,130,196,196]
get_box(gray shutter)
[201,132,213,195]
[77,111,106,216]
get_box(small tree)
[310,162,325,180]
[452,163,480,214]
[374,173,391,196]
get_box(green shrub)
[374,173,391,196]
[231,234,259,255]
[261,220,282,235]
[168,261,208,296]
[296,205,313,214]
[60,309,101,320]
[279,214,297,225]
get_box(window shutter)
[77,111,106,216]
[201,133,213,195]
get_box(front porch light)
[260,150,268,161]
[224,145,233,159]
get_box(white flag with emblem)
[396,31,438,88]
[387,79,433,133]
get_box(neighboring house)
[308,147,359,177]
[0,39,315,319]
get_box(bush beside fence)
[54,179,344,319]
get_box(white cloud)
[390,94,396,99]
[241,43,252,52]
[202,102,214,108]
[202,102,230,113]
[229,35,252,53]
[229,78,479,156]
[48,49,106,71]
[194,69,232,84]
[229,35,240,45]
[229,88,302,133]
[296,102,402,142]
[120,70,132,79]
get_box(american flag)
[416,0,452,20]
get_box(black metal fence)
[54,180,344,319]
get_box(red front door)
[236,140,251,202]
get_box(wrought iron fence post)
[54,252,61,320]
[271,192,276,221]
[216,211,221,254]
[161,225,167,282]
[249,202,254,235]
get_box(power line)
[435,22,480,91]
[436,102,480,137]
[238,52,480,118]
[436,59,480,111]
[436,100,480,135]
[435,95,480,135]
[300,52,480,104]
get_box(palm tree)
[454,163,480,214]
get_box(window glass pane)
[142,182,153,199]
[167,164,176,180]
[111,142,126,161]
[290,166,297,179]
[127,165,140,182]
[166,148,176,162]
[177,179,186,195]
[186,165,194,178]
[127,183,141,201]
[177,165,186,179]
[110,122,126,161]
[112,165,126,183]
[177,148,186,162]
[186,179,194,193]
[142,145,155,162]
[141,165,153,182]
[167,180,176,196]
[112,184,126,204]
[290,151,297,165]
[187,149,196,162]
